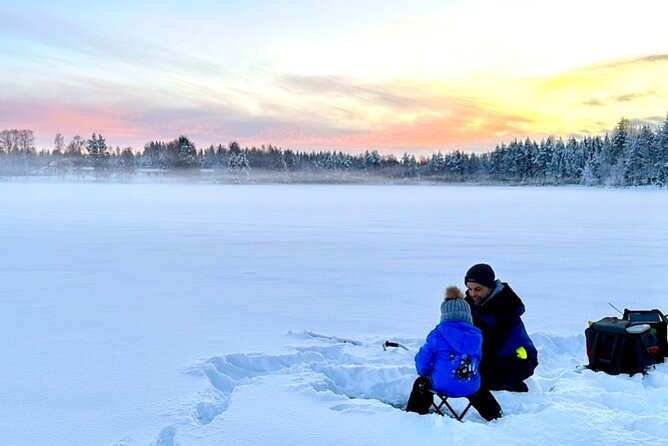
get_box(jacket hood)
[486,280,504,301]
[467,281,526,316]
[489,282,526,316]
[435,320,482,351]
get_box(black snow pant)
[480,355,538,393]
[405,376,502,421]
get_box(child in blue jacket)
[406,286,502,421]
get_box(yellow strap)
[516,346,528,359]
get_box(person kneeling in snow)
[464,263,538,392]
[405,286,502,421]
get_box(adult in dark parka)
[464,263,538,392]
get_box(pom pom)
[444,285,464,300]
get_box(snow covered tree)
[53,133,65,156]
[427,151,446,175]
[326,152,340,170]
[142,141,168,168]
[446,150,467,180]
[228,141,242,155]
[624,125,654,186]
[228,152,251,180]
[606,161,626,187]
[599,118,635,183]
[523,138,538,181]
[166,135,198,169]
[86,133,109,178]
[562,137,583,183]
[489,144,510,181]
[360,150,382,170]
[201,146,217,168]
[282,149,297,172]
[546,138,566,183]
[66,135,85,157]
[535,137,555,183]
[401,152,418,178]
[580,136,603,184]
[118,147,136,178]
[468,152,483,178]
[579,136,603,186]
[610,118,633,163]
[0,130,11,154]
[338,152,353,170]
[653,114,668,186]
[580,161,597,186]
[507,140,524,180]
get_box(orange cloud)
[253,106,534,154]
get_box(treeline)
[1,114,668,186]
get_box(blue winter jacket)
[414,320,483,398]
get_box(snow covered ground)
[1,182,667,446]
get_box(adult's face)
[466,281,491,305]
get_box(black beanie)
[464,263,496,289]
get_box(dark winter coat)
[414,320,482,398]
[465,281,538,390]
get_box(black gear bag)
[585,316,660,376]
[622,308,668,362]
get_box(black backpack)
[623,308,668,362]
[585,316,659,376]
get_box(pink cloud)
[0,100,150,147]
[0,93,535,155]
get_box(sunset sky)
[1,0,667,155]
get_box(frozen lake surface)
[1,182,667,446]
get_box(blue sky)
[1,0,667,154]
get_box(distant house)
[136,168,168,177]
[199,168,216,179]
[34,159,75,176]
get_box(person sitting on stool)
[406,286,502,421]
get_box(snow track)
[152,331,668,446]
